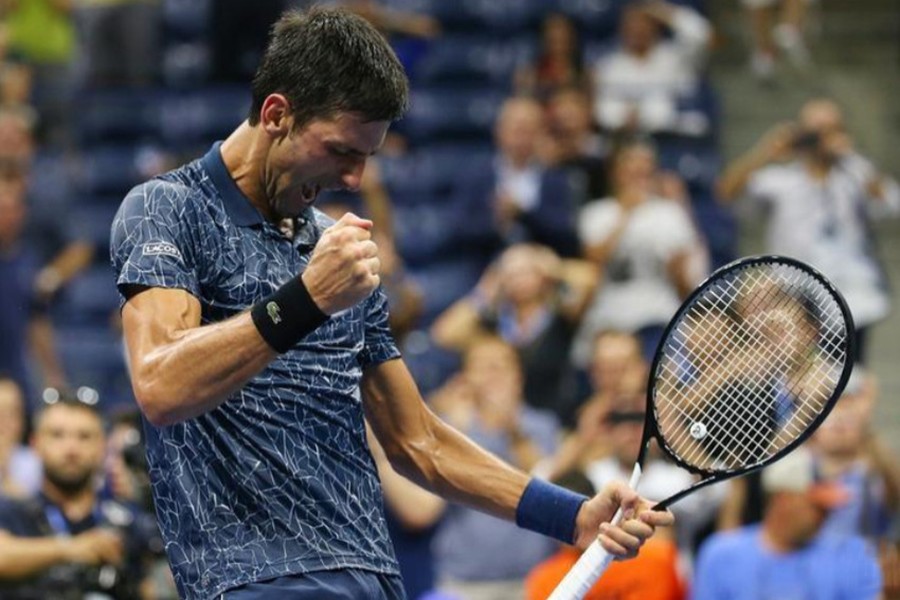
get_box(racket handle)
[547,464,643,600]
[546,526,618,599]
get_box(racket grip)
[546,536,617,600]
[547,464,643,600]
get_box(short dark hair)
[35,396,105,431]
[249,7,409,128]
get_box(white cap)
[761,446,849,508]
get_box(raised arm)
[120,210,381,426]
[717,123,795,203]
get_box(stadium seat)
[54,266,121,327]
[412,34,536,88]
[163,42,212,88]
[407,258,485,323]
[163,0,210,41]
[398,87,505,144]
[79,145,147,196]
[70,201,122,252]
[382,0,542,33]
[55,324,132,410]
[379,142,494,198]
[158,87,250,150]
[556,0,625,38]
[79,89,161,144]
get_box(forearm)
[364,360,530,521]
[716,149,769,203]
[0,536,69,580]
[430,297,489,352]
[27,318,66,388]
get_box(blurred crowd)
[0,0,898,599]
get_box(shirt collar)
[201,141,264,227]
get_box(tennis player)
[110,7,673,599]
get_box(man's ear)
[259,94,292,138]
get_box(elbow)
[132,375,186,427]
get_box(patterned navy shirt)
[110,143,401,599]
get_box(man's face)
[621,9,660,55]
[266,112,389,219]
[33,405,105,494]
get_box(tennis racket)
[549,255,855,600]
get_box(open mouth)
[299,185,320,204]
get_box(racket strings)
[654,263,848,473]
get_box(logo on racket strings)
[690,422,708,440]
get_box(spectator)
[812,371,900,542]
[431,243,596,425]
[592,1,711,136]
[693,446,882,599]
[515,13,588,102]
[573,140,701,366]
[543,86,610,206]
[3,0,77,144]
[79,0,161,87]
[454,96,579,261]
[525,469,685,600]
[433,336,559,600]
[0,377,41,498]
[0,166,67,406]
[742,0,812,81]
[717,97,900,363]
[368,427,445,600]
[0,109,93,305]
[0,397,163,599]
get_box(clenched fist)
[302,213,381,315]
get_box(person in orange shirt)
[526,469,685,600]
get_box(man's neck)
[42,482,96,523]
[220,121,274,221]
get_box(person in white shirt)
[717,97,900,363]
[574,140,702,366]
[592,1,711,136]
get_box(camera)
[792,130,821,151]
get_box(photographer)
[717,97,900,363]
[0,397,160,600]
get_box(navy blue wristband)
[516,478,589,544]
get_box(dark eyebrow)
[328,142,377,158]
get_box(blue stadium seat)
[555,0,625,38]
[412,34,536,88]
[163,0,210,41]
[158,87,250,150]
[54,266,121,326]
[691,193,737,269]
[55,325,132,410]
[163,42,211,88]
[382,0,542,33]
[71,201,121,252]
[655,136,722,196]
[399,330,461,396]
[398,87,505,145]
[79,89,161,144]
[379,142,494,199]
[407,258,484,323]
[79,145,146,196]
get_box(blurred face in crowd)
[590,331,643,394]
[547,88,593,139]
[0,110,34,166]
[542,13,578,60]
[497,245,555,306]
[621,7,661,56]
[815,396,869,459]
[0,379,25,453]
[33,404,106,495]
[606,368,648,465]
[0,176,26,248]
[771,490,832,548]
[612,143,657,195]
[261,99,388,220]
[797,99,847,162]
[495,98,545,166]
[464,337,524,419]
